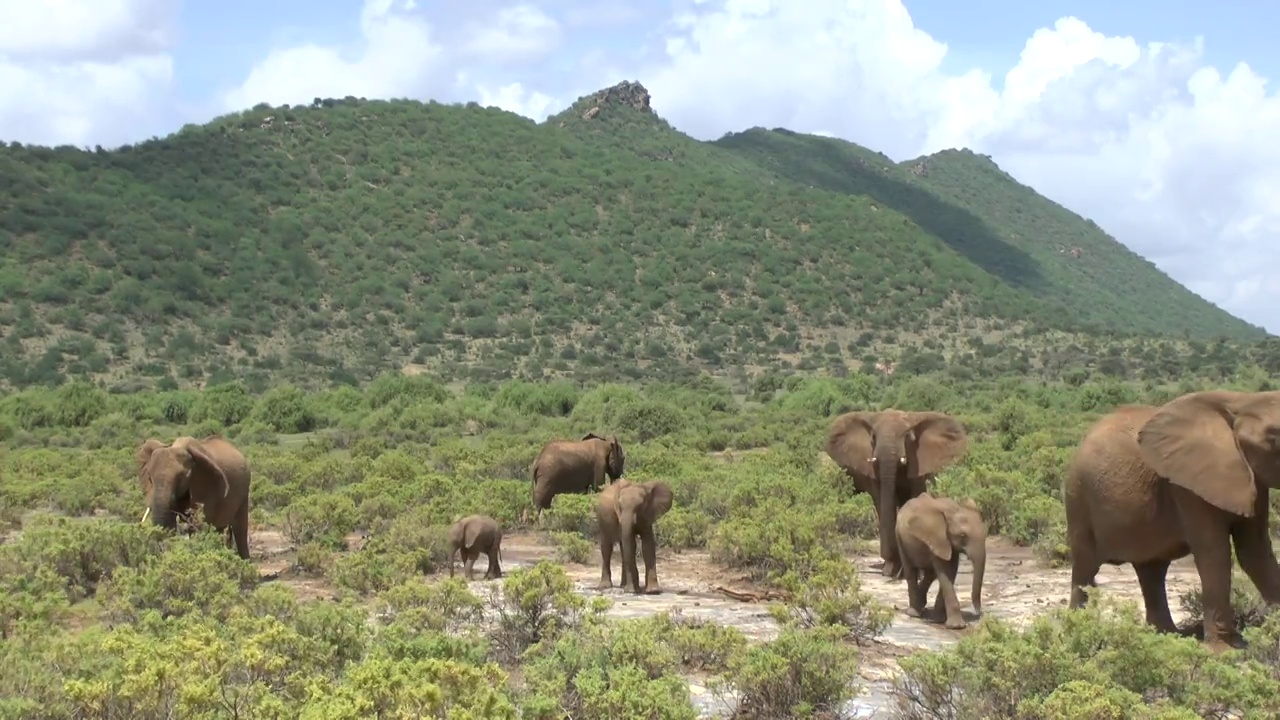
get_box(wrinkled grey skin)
[825,409,969,579]
[896,492,986,629]
[448,514,504,581]
[1064,392,1280,652]
[595,479,674,594]
[528,433,625,521]
[137,435,252,560]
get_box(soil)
[246,526,1209,704]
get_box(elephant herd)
[133,388,1280,650]
[132,431,674,592]
[825,390,1280,651]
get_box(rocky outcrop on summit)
[579,81,652,119]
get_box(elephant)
[1063,390,1280,651]
[595,479,674,594]
[136,435,252,560]
[825,409,969,579]
[528,433,625,522]
[895,492,986,629]
[447,514,504,581]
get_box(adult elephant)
[136,435,252,560]
[1064,391,1280,651]
[825,409,969,578]
[528,433,625,521]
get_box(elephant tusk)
[140,507,150,524]
[899,456,908,465]
[868,457,877,464]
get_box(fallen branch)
[713,585,790,603]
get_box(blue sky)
[0,0,1277,333]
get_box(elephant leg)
[1230,497,1280,608]
[231,503,250,561]
[464,548,477,581]
[640,528,660,594]
[931,554,966,629]
[1172,489,1241,650]
[449,548,457,577]
[903,563,926,618]
[917,566,938,619]
[1133,560,1176,633]
[598,535,615,590]
[485,548,502,580]
[1067,529,1100,610]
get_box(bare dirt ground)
[247,526,1208,711]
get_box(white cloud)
[225,0,563,118]
[0,0,175,148]
[639,1,1280,333]
[223,0,445,111]
[461,5,562,65]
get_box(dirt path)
[250,528,1206,645]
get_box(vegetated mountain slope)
[713,128,1262,341]
[0,83,1267,392]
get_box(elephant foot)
[905,607,924,619]
[642,585,662,595]
[596,580,613,591]
[945,618,969,630]
[1204,632,1247,653]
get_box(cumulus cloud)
[639,1,1280,333]
[224,0,564,118]
[0,0,176,147]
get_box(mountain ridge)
[0,81,1268,391]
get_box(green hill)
[0,81,1269,391]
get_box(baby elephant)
[895,493,987,629]
[448,514,504,581]
[596,479,674,594]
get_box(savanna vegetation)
[0,82,1272,392]
[5,369,1280,718]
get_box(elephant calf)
[595,479,674,594]
[895,492,987,629]
[448,515,504,581]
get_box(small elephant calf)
[895,493,987,629]
[595,479,674,594]
[448,515,504,581]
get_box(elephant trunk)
[620,515,638,589]
[968,542,985,614]
[148,495,179,530]
[877,452,899,564]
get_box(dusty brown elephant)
[1064,391,1280,651]
[528,433,625,522]
[895,492,986,629]
[447,514,504,581]
[137,435,252,560]
[595,479,674,594]
[825,409,968,578]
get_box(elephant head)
[825,409,968,569]
[934,497,986,613]
[136,436,229,530]
[617,480,674,529]
[1137,390,1280,518]
[583,432,626,481]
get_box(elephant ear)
[907,413,968,478]
[176,437,231,499]
[826,412,877,478]
[136,438,165,491]
[906,510,952,561]
[582,432,605,441]
[608,436,626,478]
[1138,393,1256,517]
